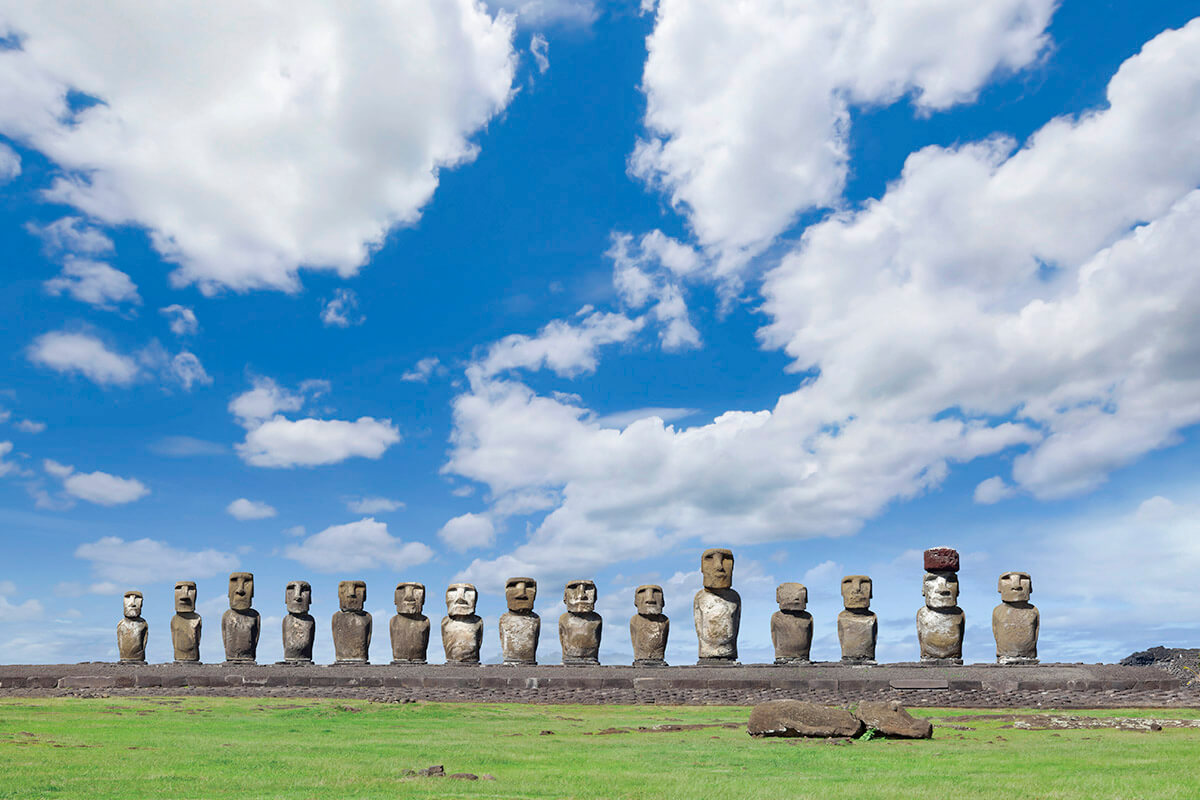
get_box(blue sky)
[2,0,1199,667]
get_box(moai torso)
[916,606,965,660]
[282,613,316,662]
[223,609,261,662]
[441,615,483,663]
[837,610,877,662]
[499,612,540,664]
[390,615,430,663]
[630,615,669,664]
[117,618,148,663]
[559,612,602,664]
[171,614,202,662]
[694,589,740,660]
[332,611,372,662]
[771,611,813,663]
[993,571,1038,664]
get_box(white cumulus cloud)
[479,309,644,378]
[237,416,400,468]
[160,305,199,336]
[43,459,150,506]
[226,498,278,520]
[401,356,446,383]
[345,496,405,514]
[27,331,140,386]
[0,1,517,293]
[75,536,238,584]
[284,517,434,573]
[320,288,364,327]
[26,217,114,255]
[438,512,496,552]
[43,258,139,309]
[0,141,19,182]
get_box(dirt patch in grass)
[586,722,742,735]
[937,713,1200,731]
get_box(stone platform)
[1,662,1194,707]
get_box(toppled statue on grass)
[771,582,812,665]
[170,580,201,663]
[560,579,601,665]
[838,575,877,663]
[993,571,1039,664]
[630,584,669,667]
[442,583,483,664]
[694,548,740,664]
[223,571,260,663]
[332,580,372,664]
[390,582,430,664]
[281,580,315,664]
[117,590,147,663]
[499,577,540,665]
[916,547,964,664]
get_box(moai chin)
[441,583,483,664]
[170,581,201,663]
[559,579,601,666]
[281,580,315,664]
[993,571,1039,664]
[332,580,372,664]
[771,582,812,665]
[630,584,669,667]
[222,571,260,664]
[390,582,430,664]
[916,548,964,664]
[837,575,878,663]
[117,590,148,664]
[694,548,740,664]
[499,577,540,666]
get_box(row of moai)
[116,547,1039,666]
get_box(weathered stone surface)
[171,581,201,663]
[332,580,372,664]
[993,571,1039,664]
[924,547,960,572]
[853,701,933,739]
[918,568,963,663]
[747,700,863,738]
[838,575,877,662]
[282,580,315,664]
[390,582,430,664]
[442,583,482,664]
[222,572,260,663]
[771,583,812,664]
[117,590,147,663]
[560,580,601,665]
[499,578,539,665]
[695,549,740,663]
[630,585,669,666]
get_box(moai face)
[285,581,312,614]
[776,582,807,612]
[445,583,478,616]
[338,580,366,612]
[841,575,872,610]
[174,581,196,613]
[700,548,734,590]
[564,579,597,613]
[123,591,143,618]
[998,571,1032,603]
[394,582,426,615]
[505,577,537,612]
[228,572,254,610]
[923,572,959,609]
[635,585,664,615]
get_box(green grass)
[1,698,1198,799]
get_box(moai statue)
[838,575,878,663]
[694,548,740,664]
[117,590,148,663]
[441,583,483,664]
[281,580,315,664]
[499,577,540,665]
[916,547,964,664]
[630,584,669,667]
[993,571,1039,664]
[390,582,430,664]
[771,582,812,665]
[332,580,372,664]
[170,581,201,663]
[559,579,601,665]
[222,571,260,663]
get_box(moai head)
[700,548,734,590]
[635,585,664,616]
[123,590,143,619]
[998,571,1032,603]
[338,580,366,612]
[922,547,960,609]
[445,583,478,616]
[394,582,426,615]
[841,575,872,610]
[174,581,196,613]
[285,580,312,614]
[776,582,807,612]
[228,572,254,610]
[505,577,537,612]
[564,579,597,613]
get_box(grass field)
[1,698,1198,799]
